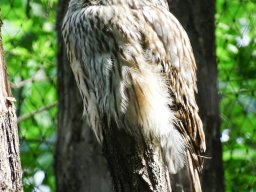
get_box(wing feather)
[140,6,206,169]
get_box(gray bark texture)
[102,119,172,192]
[0,19,23,192]
[55,0,224,191]
[168,0,225,191]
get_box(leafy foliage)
[216,0,256,191]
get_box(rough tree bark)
[102,119,172,192]
[168,0,225,191]
[55,0,224,191]
[0,19,23,192]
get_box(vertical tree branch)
[0,18,23,192]
[102,118,172,192]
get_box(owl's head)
[68,0,102,11]
[69,0,101,6]
[67,0,169,12]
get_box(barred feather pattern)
[62,0,205,189]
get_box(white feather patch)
[124,64,186,173]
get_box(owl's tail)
[186,151,202,192]
[169,150,202,192]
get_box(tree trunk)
[169,0,225,191]
[0,19,23,192]
[102,118,172,192]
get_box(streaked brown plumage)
[62,0,205,191]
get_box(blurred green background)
[0,0,255,191]
[216,0,256,191]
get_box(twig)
[10,67,46,89]
[17,102,57,123]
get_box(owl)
[62,0,205,190]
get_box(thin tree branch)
[10,67,46,89]
[17,102,57,123]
